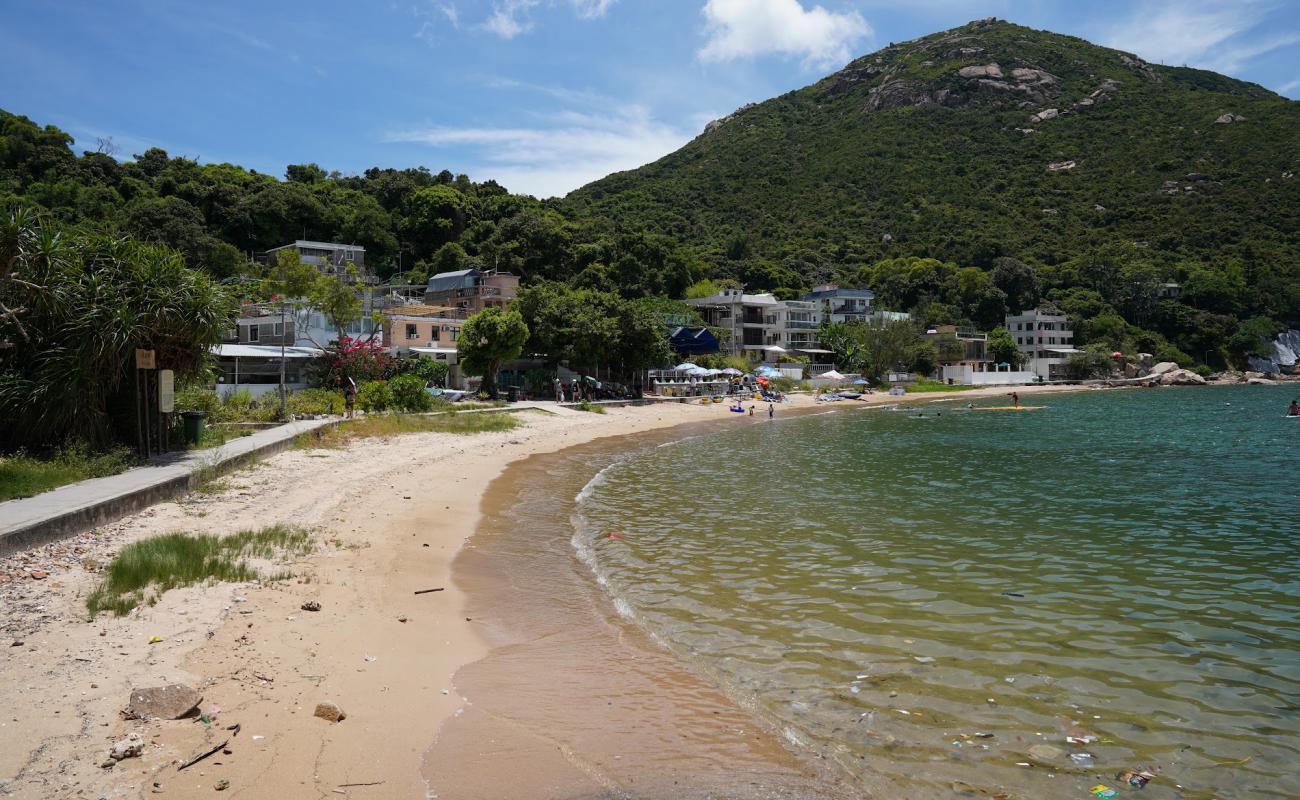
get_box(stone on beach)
[314,701,347,722]
[109,732,145,761]
[126,684,203,720]
[1159,368,1208,386]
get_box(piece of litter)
[1090,786,1118,799]
[364,655,377,662]
[850,686,860,693]
[251,735,264,741]
[441,689,449,695]
[897,709,911,715]
[914,657,934,663]
[1070,753,1095,766]
[1016,762,1030,767]
[1117,770,1152,788]
[148,636,163,644]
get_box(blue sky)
[2,0,1297,197]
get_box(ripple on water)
[575,386,1300,799]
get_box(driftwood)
[338,781,385,788]
[178,739,228,771]
[413,588,444,595]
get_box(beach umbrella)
[852,378,870,385]
[721,368,743,376]
[673,362,700,370]
[821,369,846,381]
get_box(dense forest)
[2,18,1297,370]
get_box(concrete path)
[0,417,338,555]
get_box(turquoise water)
[575,386,1300,799]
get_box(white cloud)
[697,0,871,69]
[571,0,617,19]
[483,0,540,39]
[384,104,692,197]
[1103,1,1297,73]
[1279,78,1300,95]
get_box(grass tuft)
[86,525,314,617]
[296,412,521,450]
[575,399,606,414]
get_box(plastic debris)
[914,656,934,663]
[148,636,164,644]
[1117,770,1153,788]
[1070,752,1095,766]
[1090,786,1118,799]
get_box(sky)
[2,0,1297,198]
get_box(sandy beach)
[0,383,1082,799]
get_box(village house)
[1006,307,1080,380]
[423,268,519,314]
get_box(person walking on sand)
[768,403,774,418]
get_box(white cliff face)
[1248,330,1300,373]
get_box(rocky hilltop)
[568,18,1298,285]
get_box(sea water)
[575,386,1300,799]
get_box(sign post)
[135,349,157,457]
[158,369,175,452]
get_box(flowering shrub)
[311,336,394,389]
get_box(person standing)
[768,403,775,418]
[1011,391,1020,408]
[344,376,357,418]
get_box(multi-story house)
[1005,308,1079,380]
[684,289,783,359]
[423,269,519,314]
[265,240,375,284]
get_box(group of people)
[554,379,598,403]
[729,400,776,418]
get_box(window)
[248,324,259,342]
[406,323,418,340]
[274,322,284,337]
[431,327,440,341]
[450,329,459,342]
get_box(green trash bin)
[181,411,207,446]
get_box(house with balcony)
[1006,308,1080,380]
[684,289,782,360]
[423,269,519,315]
[265,240,376,284]
[225,303,296,347]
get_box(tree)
[986,326,1022,367]
[991,257,1041,315]
[908,340,939,376]
[307,263,363,342]
[857,318,922,381]
[817,319,867,372]
[0,214,233,448]
[458,307,527,399]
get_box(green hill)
[568,18,1300,345]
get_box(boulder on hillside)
[1215,113,1245,124]
[1145,362,1179,377]
[1159,369,1207,386]
[125,684,202,720]
[958,63,1003,79]
[1030,108,1059,123]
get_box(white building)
[1005,308,1080,380]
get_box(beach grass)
[296,411,521,449]
[86,525,313,617]
[575,400,606,414]
[0,445,136,502]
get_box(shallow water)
[576,386,1300,799]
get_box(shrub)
[404,356,450,387]
[390,374,432,413]
[174,385,221,416]
[770,376,797,392]
[356,380,392,413]
[288,388,344,416]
